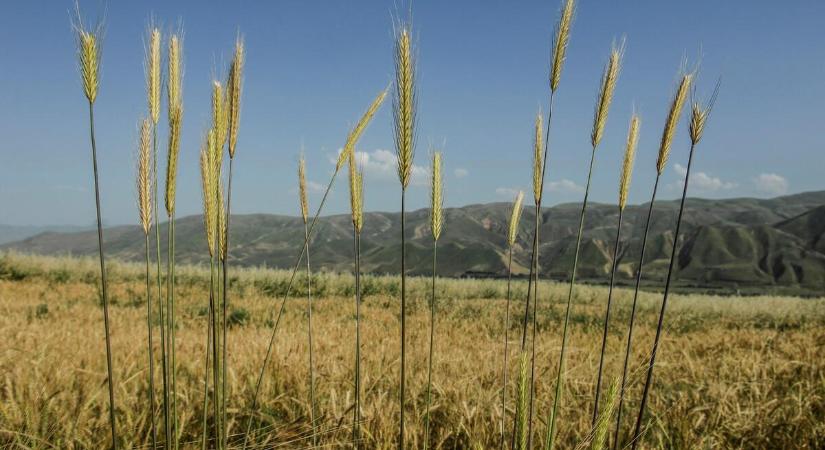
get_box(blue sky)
[1,1,823,226]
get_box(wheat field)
[1,252,822,449]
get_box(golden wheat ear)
[656,71,692,174]
[508,191,525,247]
[138,118,152,234]
[550,0,575,92]
[298,155,309,224]
[228,36,245,159]
[430,152,443,241]
[146,26,161,125]
[74,21,101,104]
[338,88,388,170]
[689,77,721,145]
[591,40,624,148]
[394,25,416,188]
[532,111,544,204]
[619,114,640,210]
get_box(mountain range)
[3,191,825,295]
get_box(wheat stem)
[86,102,118,449]
[500,246,514,450]
[631,141,697,449]
[200,258,214,450]
[144,233,157,449]
[592,209,624,425]
[547,145,597,448]
[151,123,170,448]
[424,240,437,450]
[304,222,318,447]
[612,175,660,449]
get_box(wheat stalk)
[393,23,416,448]
[424,151,444,450]
[73,10,117,447]
[500,190,524,450]
[296,154,318,447]
[614,68,692,450]
[143,23,171,448]
[137,116,157,449]
[242,88,386,450]
[164,32,184,450]
[592,113,639,427]
[631,78,718,450]
[547,42,623,449]
[347,147,366,447]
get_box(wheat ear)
[147,27,161,125]
[532,111,544,204]
[591,41,624,148]
[656,73,692,174]
[550,0,575,92]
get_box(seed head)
[507,191,524,247]
[76,26,101,104]
[298,156,309,224]
[591,42,624,148]
[689,79,720,145]
[656,72,692,174]
[212,81,229,151]
[339,88,388,171]
[228,36,244,159]
[348,148,365,233]
[199,138,216,256]
[137,118,152,234]
[430,152,443,241]
[167,34,182,121]
[550,0,575,92]
[147,27,161,124]
[532,111,544,204]
[165,107,182,215]
[394,26,416,189]
[619,114,640,210]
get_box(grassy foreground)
[0,252,823,449]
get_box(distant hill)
[4,191,825,294]
[0,224,93,245]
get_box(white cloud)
[671,163,737,192]
[545,179,585,193]
[288,180,325,195]
[495,187,520,198]
[454,168,469,178]
[332,149,429,187]
[753,173,788,196]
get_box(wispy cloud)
[454,168,469,178]
[331,149,430,187]
[495,187,520,198]
[670,163,736,192]
[753,173,788,195]
[545,179,584,193]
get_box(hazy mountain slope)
[3,191,824,292]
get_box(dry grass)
[0,252,823,449]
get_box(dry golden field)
[0,252,823,449]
